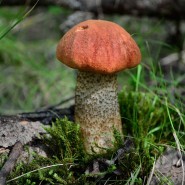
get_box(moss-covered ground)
[0,90,183,185]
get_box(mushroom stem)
[75,71,122,154]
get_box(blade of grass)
[0,0,40,40]
[125,164,141,185]
[135,64,142,92]
[166,99,185,185]
[146,159,156,185]
[7,163,75,183]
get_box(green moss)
[7,118,89,184]
[43,117,88,162]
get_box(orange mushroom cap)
[57,20,141,74]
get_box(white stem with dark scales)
[75,71,122,153]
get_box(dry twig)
[0,142,23,185]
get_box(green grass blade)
[7,163,75,183]
[135,64,142,92]
[125,165,141,185]
[0,0,40,40]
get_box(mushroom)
[56,20,141,154]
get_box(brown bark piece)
[0,117,46,148]
[0,106,74,148]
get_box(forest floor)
[0,6,185,184]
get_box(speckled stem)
[75,71,122,154]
